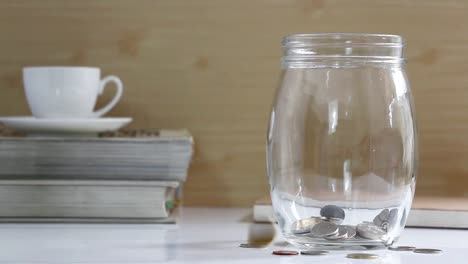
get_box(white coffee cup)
[23,66,123,118]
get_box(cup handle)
[92,75,123,118]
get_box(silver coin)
[388,246,416,251]
[414,248,442,254]
[320,205,345,221]
[379,209,390,221]
[373,209,390,228]
[291,217,322,234]
[325,225,348,240]
[381,222,389,232]
[373,218,383,228]
[341,225,357,239]
[346,253,379,259]
[387,209,399,228]
[321,216,343,225]
[310,221,339,238]
[362,245,386,250]
[356,222,387,241]
[301,250,329,256]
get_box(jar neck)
[282,33,405,68]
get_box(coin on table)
[320,205,345,221]
[239,243,268,248]
[388,246,416,251]
[310,221,339,238]
[301,250,329,256]
[346,253,379,259]
[325,225,348,240]
[272,250,299,255]
[291,217,322,234]
[356,222,387,241]
[414,248,442,254]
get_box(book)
[406,197,468,229]
[0,179,180,222]
[0,129,193,182]
[253,196,468,229]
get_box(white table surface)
[0,208,467,263]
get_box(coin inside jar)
[321,216,343,225]
[356,222,387,241]
[291,217,322,234]
[320,205,345,221]
[310,221,339,238]
[325,225,348,240]
[341,225,357,239]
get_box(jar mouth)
[282,33,405,67]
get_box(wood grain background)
[0,0,467,206]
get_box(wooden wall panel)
[0,0,467,206]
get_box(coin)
[310,221,339,238]
[373,209,391,230]
[325,225,348,240]
[239,243,268,248]
[346,253,379,259]
[301,250,329,256]
[320,205,345,221]
[381,222,389,232]
[341,225,357,239]
[414,248,442,254]
[291,217,322,234]
[388,246,416,251]
[380,209,390,219]
[362,245,386,250]
[387,209,399,228]
[356,222,387,241]
[376,209,389,222]
[272,250,299,255]
[373,218,383,228]
[321,216,343,225]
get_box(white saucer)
[0,117,132,137]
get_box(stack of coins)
[290,205,397,242]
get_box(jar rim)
[282,33,405,67]
[283,33,404,48]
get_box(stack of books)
[0,129,193,223]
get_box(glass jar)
[267,33,417,249]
